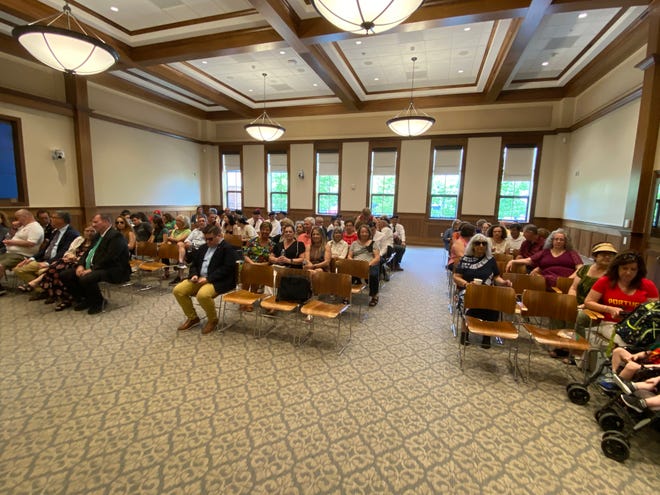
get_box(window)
[430,147,463,219]
[653,181,660,229]
[221,153,242,211]
[497,146,538,222]
[0,116,27,205]
[267,151,288,212]
[316,150,339,215]
[369,148,397,216]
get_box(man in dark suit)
[60,213,131,314]
[173,225,237,334]
[13,211,80,297]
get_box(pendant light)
[387,57,435,137]
[12,1,119,75]
[244,73,286,142]
[311,0,423,35]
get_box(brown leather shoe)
[201,319,218,334]
[177,317,200,331]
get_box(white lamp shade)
[387,115,435,137]
[13,25,118,75]
[312,0,423,34]
[244,121,285,142]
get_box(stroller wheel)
[601,431,630,462]
[599,411,624,432]
[595,407,615,423]
[566,383,590,405]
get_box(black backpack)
[613,301,660,350]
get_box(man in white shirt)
[390,214,406,271]
[0,209,44,295]
[267,211,281,241]
[178,216,207,268]
[247,209,263,232]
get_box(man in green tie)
[60,213,131,314]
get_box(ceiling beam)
[483,0,553,103]
[246,0,359,111]
[130,27,287,66]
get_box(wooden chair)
[334,258,369,321]
[460,284,521,380]
[494,253,513,276]
[520,290,591,391]
[551,276,574,294]
[219,263,273,335]
[134,241,167,290]
[260,268,309,341]
[157,242,185,280]
[502,272,546,297]
[300,271,352,354]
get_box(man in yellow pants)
[173,225,237,334]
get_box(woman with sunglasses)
[454,233,512,347]
[114,215,136,254]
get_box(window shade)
[433,148,462,176]
[503,147,536,181]
[223,153,240,171]
[268,152,287,173]
[372,149,397,176]
[317,151,339,176]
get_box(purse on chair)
[277,275,311,303]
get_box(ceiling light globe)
[13,25,118,75]
[387,115,435,137]
[245,122,285,142]
[312,0,423,35]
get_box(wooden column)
[64,74,96,225]
[627,3,660,252]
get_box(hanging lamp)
[12,1,119,75]
[244,73,286,142]
[311,0,423,35]
[387,57,435,137]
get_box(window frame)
[427,139,467,220]
[266,149,289,213]
[494,138,543,223]
[0,114,29,206]
[314,145,341,216]
[368,143,400,217]
[219,149,243,211]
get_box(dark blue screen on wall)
[0,121,19,200]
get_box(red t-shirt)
[343,231,358,246]
[591,276,659,322]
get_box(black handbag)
[277,275,311,302]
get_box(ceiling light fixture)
[244,73,285,142]
[311,0,423,35]
[12,1,119,75]
[387,56,435,137]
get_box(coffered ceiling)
[0,0,653,120]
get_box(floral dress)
[40,240,91,304]
[244,237,273,263]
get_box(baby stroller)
[566,301,660,405]
[592,302,660,461]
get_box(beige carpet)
[1,246,658,494]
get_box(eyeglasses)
[115,221,124,225]
[205,237,216,241]
[473,241,488,246]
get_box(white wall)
[290,143,314,210]
[90,118,203,207]
[0,102,79,207]
[398,140,432,213]
[462,137,502,216]
[340,142,370,212]
[536,134,570,218]
[563,100,640,226]
[242,145,265,208]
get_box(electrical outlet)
[623,236,627,245]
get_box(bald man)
[0,209,44,296]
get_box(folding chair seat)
[133,241,167,290]
[551,276,573,294]
[260,267,309,341]
[219,263,273,335]
[300,271,352,353]
[520,290,591,387]
[157,242,184,280]
[334,258,369,321]
[460,284,521,380]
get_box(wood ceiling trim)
[484,0,553,103]
[130,27,287,65]
[548,0,650,14]
[142,65,252,116]
[0,85,73,116]
[247,0,359,111]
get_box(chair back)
[137,241,158,259]
[522,290,578,324]
[311,271,352,300]
[335,258,369,279]
[494,253,513,264]
[223,233,243,248]
[464,284,516,314]
[502,272,546,295]
[240,263,274,289]
[553,276,573,294]
[157,242,179,260]
[274,267,309,288]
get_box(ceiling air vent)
[149,0,185,9]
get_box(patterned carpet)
[1,246,658,494]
